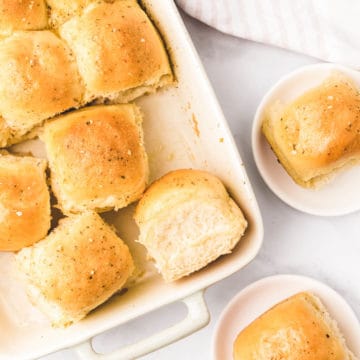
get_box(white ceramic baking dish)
[0,1,263,359]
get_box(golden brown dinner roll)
[134,169,247,282]
[0,30,84,147]
[262,73,360,188]
[233,292,356,360]
[43,104,148,214]
[59,0,173,103]
[16,211,134,327]
[0,153,50,251]
[0,0,48,37]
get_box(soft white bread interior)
[16,211,134,327]
[43,104,148,214]
[233,292,357,360]
[262,72,360,188]
[0,30,84,147]
[46,0,91,27]
[0,0,48,37]
[0,153,50,251]
[59,0,173,103]
[134,169,247,282]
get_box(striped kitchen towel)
[176,0,360,69]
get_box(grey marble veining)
[41,9,360,360]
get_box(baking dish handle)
[72,290,209,360]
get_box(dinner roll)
[134,169,247,282]
[0,30,84,147]
[0,0,48,37]
[59,0,173,103]
[262,73,360,188]
[0,153,50,251]
[233,292,356,360]
[47,0,91,27]
[43,104,148,214]
[16,211,134,327]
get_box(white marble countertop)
[42,8,360,360]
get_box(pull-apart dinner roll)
[134,169,247,282]
[262,73,360,188]
[47,0,91,27]
[16,212,134,327]
[0,153,50,251]
[233,292,357,360]
[43,104,148,214]
[59,0,173,103]
[0,0,48,37]
[0,30,84,147]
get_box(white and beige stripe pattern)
[176,0,360,69]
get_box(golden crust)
[0,31,84,147]
[16,212,134,327]
[0,154,50,251]
[59,0,173,103]
[0,0,48,36]
[262,73,360,188]
[43,104,148,214]
[0,116,11,148]
[233,292,353,360]
[134,169,247,282]
[135,169,230,225]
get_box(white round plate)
[252,63,360,216]
[212,274,360,360]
